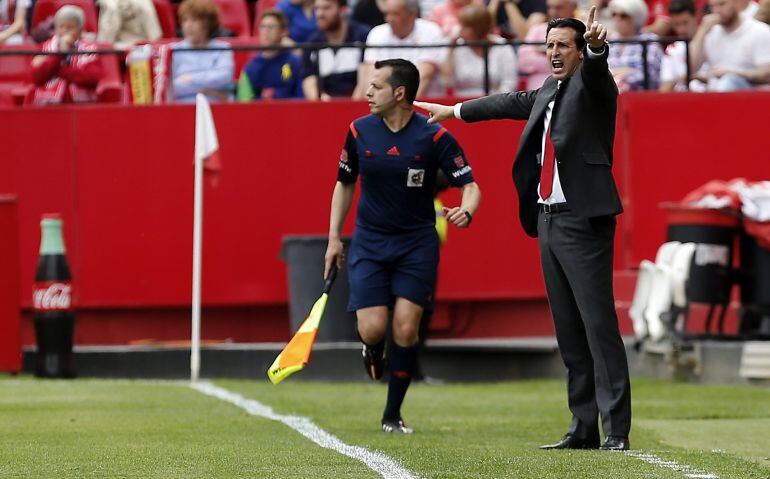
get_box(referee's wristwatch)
[463,210,473,226]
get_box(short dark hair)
[668,0,695,15]
[546,17,587,51]
[373,59,420,104]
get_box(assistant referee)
[324,59,481,434]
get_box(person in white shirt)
[441,4,517,96]
[355,0,448,98]
[659,0,703,91]
[690,0,770,90]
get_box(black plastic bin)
[663,204,739,304]
[281,235,358,342]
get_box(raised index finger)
[586,5,596,27]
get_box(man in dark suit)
[414,7,631,451]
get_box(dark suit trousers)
[537,209,631,439]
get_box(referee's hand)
[443,207,471,228]
[413,101,455,124]
[324,238,345,280]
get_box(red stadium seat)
[93,42,124,103]
[253,0,278,33]
[152,0,178,38]
[211,0,251,37]
[216,36,260,81]
[30,0,99,33]
[0,43,38,106]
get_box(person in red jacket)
[30,5,103,105]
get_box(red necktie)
[540,121,555,200]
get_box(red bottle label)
[33,281,73,312]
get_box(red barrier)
[0,195,21,372]
[1,93,767,344]
[0,101,547,310]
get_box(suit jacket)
[460,46,623,238]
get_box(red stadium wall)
[1,92,767,346]
[0,196,21,371]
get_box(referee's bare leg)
[357,298,422,433]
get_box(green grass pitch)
[1,376,769,478]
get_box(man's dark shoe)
[599,436,630,451]
[362,343,385,380]
[539,434,600,450]
[382,417,414,434]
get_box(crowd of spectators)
[1,0,769,105]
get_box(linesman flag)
[267,266,338,384]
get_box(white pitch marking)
[190,381,419,479]
[625,451,719,479]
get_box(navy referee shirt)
[338,112,474,234]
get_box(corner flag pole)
[191,98,205,382]
[191,93,220,382]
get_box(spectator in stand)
[441,4,517,95]
[757,0,770,23]
[352,0,386,29]
[429,0,481,37]
[518,0,579,89]
[659,0,702,91]
[357,0,447,98]
[0,0,30,44]
[30,6,103,105]
[487,0,546,40]
[690,0,770,90]
[170,0,234,102]
[607,0,663,90]
[237,10,303,100]
[277,0,318,42]
[302,0,370,99]
[96,0,162,49]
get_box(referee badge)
[407,168,425,187]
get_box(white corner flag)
[191,93,221,382]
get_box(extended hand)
[443,206,471,228]
[583,6,608,50]
[413,101,455,124]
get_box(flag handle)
[323,265,338,295]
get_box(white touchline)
[625,451,719,479]
[190,382,419,479]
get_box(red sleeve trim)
[349,122,359,138]
[432,127,447,142]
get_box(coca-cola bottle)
[32,214,75,378]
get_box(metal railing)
[0,37,691,99]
